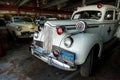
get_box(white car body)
[30,4,119,76]
[7,16,38,38]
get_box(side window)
[73,14,80,19]
[115,11,119,20]
[104,10,113,20]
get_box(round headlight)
[76,21,86,32]
[34,32,39,38]
[64,37,73,48]
[17,26,22,31]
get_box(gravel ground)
[0,39,120,80]
[0,40,72,80]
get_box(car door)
[101,9,118,42]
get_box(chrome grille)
[43,25,53,53]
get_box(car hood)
[45,19,99,27]
[44,19,99,34]
[13,22,37,28]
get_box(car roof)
[76,5,117,11]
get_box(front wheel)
[80,49,94,77]
[12,32,18,41]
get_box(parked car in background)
[6,16,38,40]
[30,4,119,77]
[35,15,57,27]
[0,18,6,29]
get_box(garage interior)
[0,0,116,19]
[0,0,120,80]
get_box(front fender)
[60,33,103,65]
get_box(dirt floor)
[0,39,120,80]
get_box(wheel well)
[92,44,100,59]
[93,44,100,55]
[83,44,100,65]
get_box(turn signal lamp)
[56,27,63,35]
[53,50,60,57]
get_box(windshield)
[13,17,33,23]
[72,11,102,20]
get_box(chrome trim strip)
[43,25,53,53]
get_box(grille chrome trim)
[43,25,53,53]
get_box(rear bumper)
[30,45,77,71]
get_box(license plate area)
[59,51,75,66]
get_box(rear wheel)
[80,49,94,77]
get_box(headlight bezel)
[64,36,73,48]
[17,26,22,31]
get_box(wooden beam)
[0,5,72,15]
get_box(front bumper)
[18,32,34,38]
[30,45,77,71]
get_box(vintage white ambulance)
[30,4,119,77]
